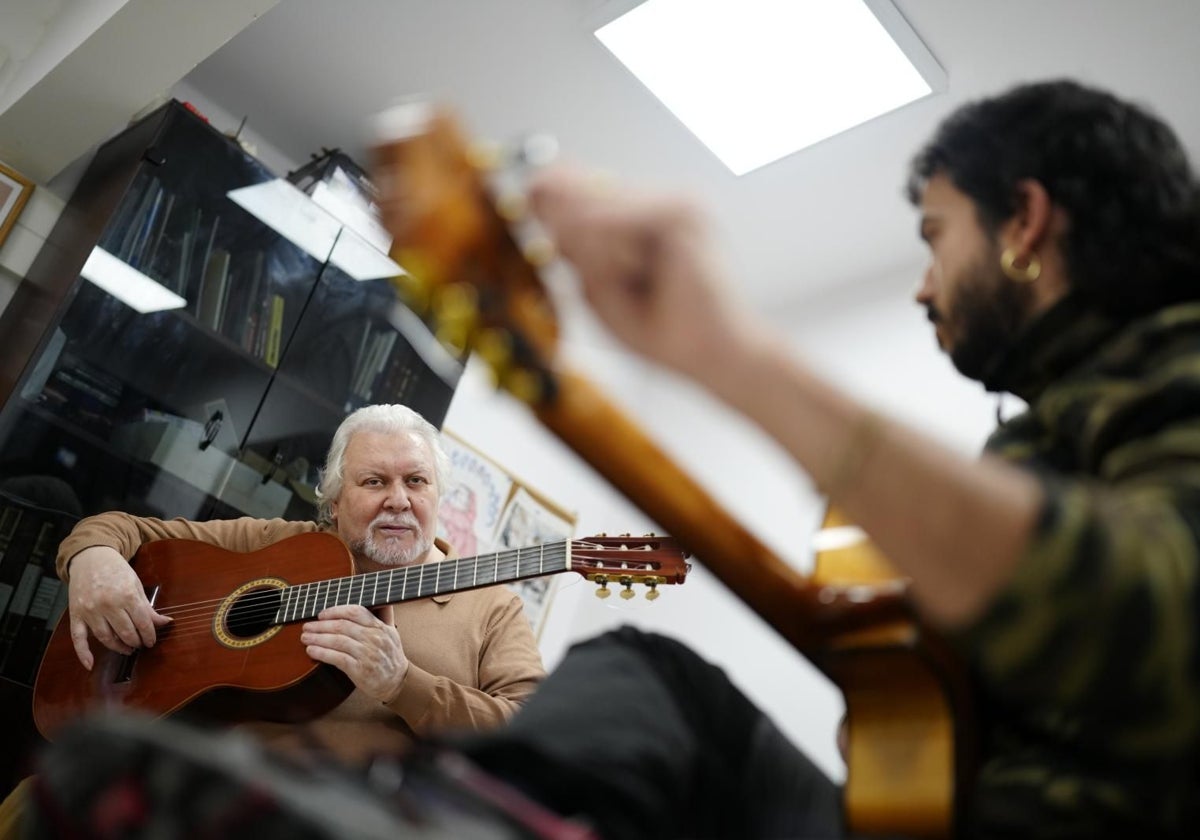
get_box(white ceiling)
[123,0,1200,316]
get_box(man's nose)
[383,483,412,510]
[914,263,936,304]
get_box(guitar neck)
[535,371,908,652]
[537,371,813,644]
[275,540,572,623]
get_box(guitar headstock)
[372,103,561,404]
[570,534,691,600]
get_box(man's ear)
[1001,178,1055,255]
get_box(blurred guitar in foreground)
[370,104,972,839]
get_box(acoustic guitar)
[370,105,972,839]
[33,531,688,739]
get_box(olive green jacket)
[959,296,1200,838]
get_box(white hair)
[314,404,450,526]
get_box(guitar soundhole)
[225,588,283,639]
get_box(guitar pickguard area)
[213,578,288,650]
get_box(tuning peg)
[515,133,559,169]
[495,191,529,222]
[467,141,503,171]
[521,236,556,268]
[620,583,634,600]
[392,251,436,314]
[433,283,478,319]
[643,532,657,537]
[645,584,660,601]
[433,283,479,354]
[475,327,514,370]
[595,582,611,599]
[503,368,544,405]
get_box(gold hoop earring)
[1000,248,1041,283]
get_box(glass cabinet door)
[0,100,459,530]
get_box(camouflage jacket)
[957,296,1200,838]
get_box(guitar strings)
[111,540,666,646]
[123,543,597,643]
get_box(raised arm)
[528,167,1043,630]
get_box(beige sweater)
[57,513,547,764]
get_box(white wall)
[0,183,66,316]
[442,264,1000,782]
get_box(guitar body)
[811,506,972,838]
[34,532,355,739]
[33,531,687,740]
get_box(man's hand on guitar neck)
[66,545,172,671]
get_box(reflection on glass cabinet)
[0,101,459,689]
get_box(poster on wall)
[437,431,576,639]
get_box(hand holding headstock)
[371,103,905,651]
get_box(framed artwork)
[0,162,35,250]
[437,430,577,639]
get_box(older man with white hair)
[54,403,546,762]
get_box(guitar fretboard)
[274,540,572,623]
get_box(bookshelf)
[0,100,460,787]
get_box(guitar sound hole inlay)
[225,588,282,638]
[213,578,289,649]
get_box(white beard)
[353,513,432,567]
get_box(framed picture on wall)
[0,162,35,250]
[437,430,577,639]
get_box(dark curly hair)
[906,79,1200,316]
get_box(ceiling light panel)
[595,0,944,175]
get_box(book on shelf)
[349,324,397,400]
[0,504,28,621]
[223,251,265,349]
[143,191,177,280]
[264,293,285,368]
[196,248,232,332]
[128,185,167,270]
[191,216,222,320]
[109,173,158,261]
[102,169,153,254]
[176,206,202,297]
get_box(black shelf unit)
[0,100,459,791]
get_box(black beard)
[944,251,1034,383]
